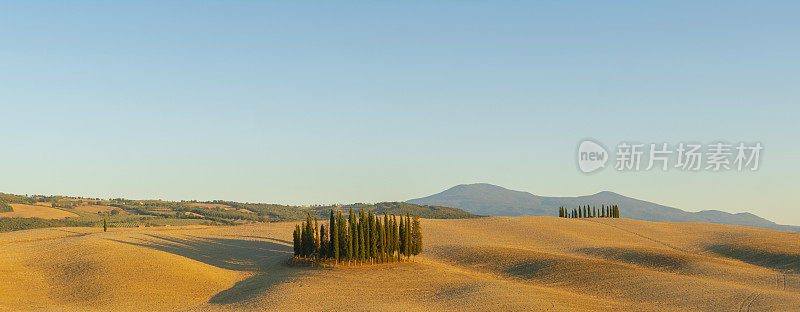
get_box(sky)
[1,1,799,224]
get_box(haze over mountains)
[408,183,800,232]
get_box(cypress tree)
[362,212,368,262]
[405,214,411,259]
[329,211,336,259]
[376,218,383,263]
[358,210,366,262]
[303,213,314,257]
[314,217,320,256]
[400,215,410,256]
[369,211,378,262]
[399,216,405,258]
[354,213,361,263]
[364,211,370,262]
[332,212,340,262]
[383,212,389,261]
[349,209,356,263]
[411,214,422,257]
[337,212,344,261]
[103,218,107,232]
[385,217,390,262]
[345,211,353,263]
[394,215,400,261]
[354,210,360,262]
[293,225,301,256]
[339,212,347,261]
[389,215,396,261]
[320,224,328,259]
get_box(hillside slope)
[1,217,799,311]
[408,183,800,232]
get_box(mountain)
[407,183,800,232]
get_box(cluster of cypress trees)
[558,204,619,218]
[292,209,422,265]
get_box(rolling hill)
[408,183,800,232]
[1,217,798,311]
[0,193,479,233]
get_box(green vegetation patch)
[0,201,12,213]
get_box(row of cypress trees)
[558,204,619,218]
[292,209,422,264]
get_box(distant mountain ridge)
[407,183,800,232]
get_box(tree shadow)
[208,264,307,304]
[109,232,306,304]
[220,234,292,245]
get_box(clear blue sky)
[1,2,798,224]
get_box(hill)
[408,183,800,232]
[1,217,798,311]
[0,193,478,233]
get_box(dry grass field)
[0,204,79,219]
[1,217,798,311]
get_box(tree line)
[292,209,422,265]
[0,200,11,213]
[558,204,619,218]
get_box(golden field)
[0,204,79,219]
[1,216,798,311]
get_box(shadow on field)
[110,233,303,304]
[706,244,800,273]
[577,247,690,272]
[220,234,293,245]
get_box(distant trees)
[558,205,620,219]
[0,217,93,233]
[291,210,422,265]
[0,201,11,213]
